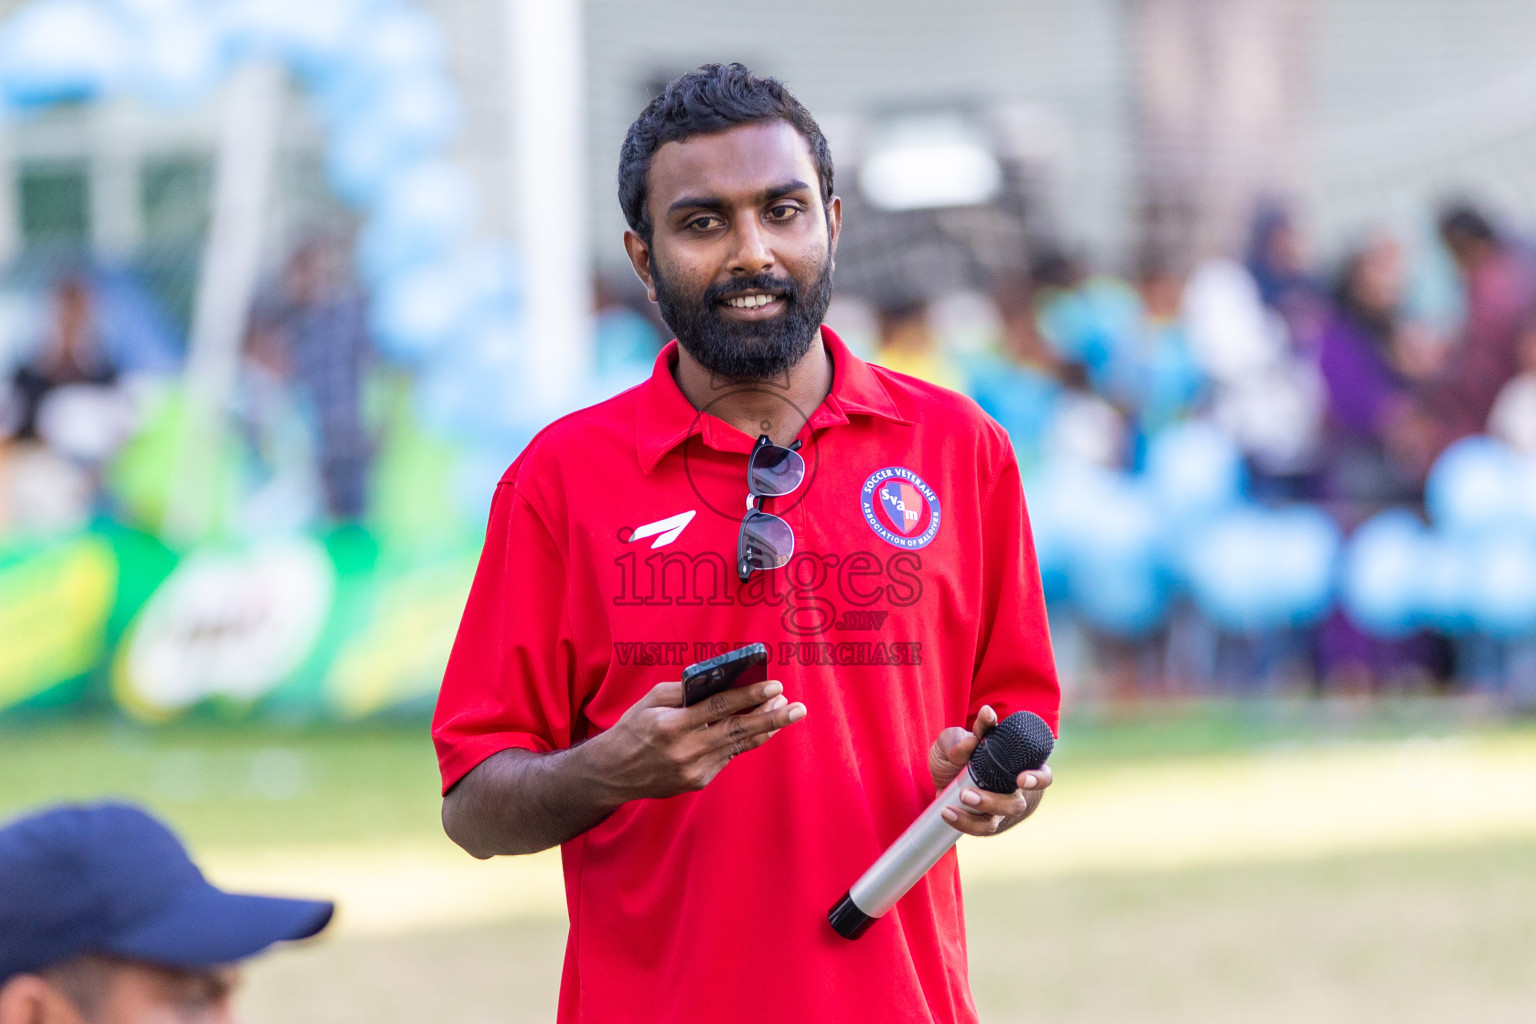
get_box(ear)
[826,195,842,271]
[0,975,68,1024]
[623,230,659,304]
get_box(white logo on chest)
[627,510,697,548]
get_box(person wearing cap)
[0,802,333,1024]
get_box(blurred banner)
[0,523,479,723]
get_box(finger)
[709,702,804,761]
[941,804,1003,837]
[957,786,1028,820]
[1018,764,1054,791]
[702,693,790,731]
[940,726,979,767]
[711,693,787,725]
[700,695,805,753]
[971,705,997,741]
[929,728,977,788]
[636,681,685,710]
[685,680,785,726]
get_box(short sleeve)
[432,478,577,794]
[968,448,1061,736]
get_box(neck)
[671,331,833,446]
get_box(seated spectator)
[966,272,1067,476]
[249,238,373,522]
[1183,256,1324,497]
[872,298,965,392]
[1488,318,1536,454]
[1121,255,1206,445]
[1401,201,1536,470]
[1245,201,1325,344]
[1048,361,1129,469]
[0,802,333,1024]
[0,276,131,536]
[972,266,1136,472]
[593,275,664,379]
[4,277,119,445]
[1315,234,1420,507]
[1030,249,1142,398]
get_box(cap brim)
[105,880,334,968]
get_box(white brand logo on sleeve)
[626,510,697,548]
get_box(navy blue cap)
[0,803,334,983]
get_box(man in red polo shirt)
[433,63,1059,1023]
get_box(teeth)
[726,293,777,309]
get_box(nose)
[727,218,774,278]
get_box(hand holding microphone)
[829,708,1055,940]
[930,705,1054,836]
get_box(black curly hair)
[618,63,834,243]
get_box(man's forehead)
[647,120,819,208]
[117,960,241,1001]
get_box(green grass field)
[238,839,1536,1024]
[4,700,1534,1023]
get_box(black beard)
[652,257,833,381]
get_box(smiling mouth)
[720,292,784,310]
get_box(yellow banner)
[0,539,117,710]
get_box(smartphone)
[681,643,769,707]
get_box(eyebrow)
[666,180,814,216]
[182,967,239,1002]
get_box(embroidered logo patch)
[861,467,940,549]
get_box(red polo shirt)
[434,326,1059,1024]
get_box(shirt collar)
[634,325,911,475]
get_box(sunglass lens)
[739,510,795,574]
[748,445,805,497]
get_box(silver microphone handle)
[848,765,976,918]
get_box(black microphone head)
[968,711,1054,793]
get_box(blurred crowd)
[851,199,1536,699]
[866,200,1536,505]
[3,195,1536,703]
[0,235,378,539]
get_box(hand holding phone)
[681,643,769,707]
[590,663,804,804]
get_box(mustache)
[703,273,800,307]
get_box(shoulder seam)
[496,479,565,555]
[978,427,1016,512]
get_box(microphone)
[828,710,1054,940]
